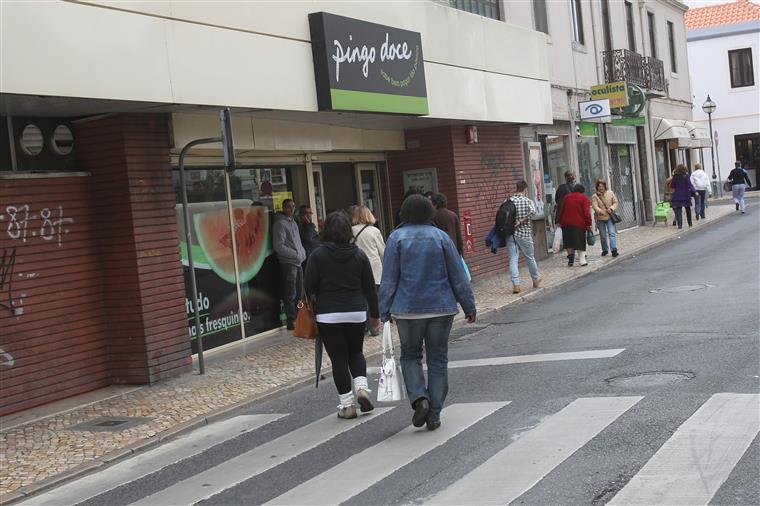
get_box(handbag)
[293,291,318,339]
[723,181,733,192]
[610,211,622,224]
[586,229,596,246]
[551,226,563,252]
[377,322,406,402]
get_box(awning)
[686,121,711,148]
[652,117,691,147]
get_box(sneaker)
[426,414,441,431]
[337,405,357,419]
[286,320,295,331]
[356,389,374,413]
[513,284,522,294]
[601,251,609,257]
[611,249,619,258]
[736,203,740,211]
[532,276,543,289]
[412,398,430,427]
[568,259,574,267]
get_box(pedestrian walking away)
[502,180,542,293]
[591,179,620,257]
[351,205,386,336]
[690,163,712,220]
[304,211,380,419]
[431,192,465,256]
[273,198,307,330]
[670,164,698,229]
[378,194,476,432]
[558,185,592,266]
[728,161,753,214]
[554,170,577,226]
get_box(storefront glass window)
[577,136,603,197]
[173,166,304,352]
[539,134,571,224]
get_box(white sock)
[353,376,370,392]
[338,391,355,409]
[578,251,587,264]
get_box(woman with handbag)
[304,211,381,419]
[558,185,592,266]
[670,164,698,229]
[378,195,476,432]
[591,179,620,257]
[351,205,386,337]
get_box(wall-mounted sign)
[615,85,646,117]
[579,122,599,137]
[590,81,629,108]
[578,98,611,122]
[612,116,647,126]
[402,168,438,195]
[308,12,428,115]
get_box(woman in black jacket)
[305,211,381,419]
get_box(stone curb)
[1,202,746,505]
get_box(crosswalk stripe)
[608,393,760,506]
[366,348,625,374]
[19,414,286,506]
[428,396,643,505]
[265,402,509,506]
[131,408,393,506]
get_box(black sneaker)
[412,398,430,427]
[286,321,295,331]
[601,251,609,257]
[736,203,740,211]
[611,249,619,257]
[426,414,441,431]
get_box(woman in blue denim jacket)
[379,195,477,431]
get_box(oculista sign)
[308,12,428,115]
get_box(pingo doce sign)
[309,12,428,115]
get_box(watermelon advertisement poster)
[175,201,281,353]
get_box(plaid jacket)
[509,195,535,240]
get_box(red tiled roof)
[686,0,760,30]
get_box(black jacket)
[554,182,575,222]
[728,168,752,187]
[304,243,379,317]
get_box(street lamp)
[702,95,718,194]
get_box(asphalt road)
[24,202,759,506]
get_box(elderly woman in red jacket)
[558,185,593,267]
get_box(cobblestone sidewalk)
[0,199,745,502]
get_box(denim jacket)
[378,224,476,321]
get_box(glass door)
[609,145,638,229]
[354,163,385,233]
[311,166,326,229]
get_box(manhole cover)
[606,371,695,388]
[650,284,713,294]
[67,416,153,432]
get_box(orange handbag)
[294,294,318,339]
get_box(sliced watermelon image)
[193,206,270,284]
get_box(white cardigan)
[351,224,385,285]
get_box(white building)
[687,0,760,190]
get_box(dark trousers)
[317,322,367,394]
[280,264,303,324]
[695,190,707,218]
[674,206,692,228]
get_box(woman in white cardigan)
[350,206,385,336]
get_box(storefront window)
[539,134,571,224]
[173,166,304,352]
[577,136,603,197]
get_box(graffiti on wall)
[472,151,516,207]
[1,205,74,247]
[0,247,16,315]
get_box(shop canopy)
[652,117,711,148]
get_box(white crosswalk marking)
[366,348,625,374]
[130,408,393,506]
[609,393,760,506]
[19,414,286,506]
[265,402,509,506]
[428,396,643,505]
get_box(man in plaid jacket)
[507,180,543,294]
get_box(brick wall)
[387,125,526,280]
[0,175,110,415]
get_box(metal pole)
[223,170,247,342]
[178,136,222,375]
[707,111,719,197]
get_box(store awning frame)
[652,117,691,148]
[686,121,711,148]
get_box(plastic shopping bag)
[552,227,563,252]
[377,322,406,402]
[460,256,472,283]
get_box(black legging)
[317,322,367,394]
[674,206,692,228]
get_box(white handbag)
[551,226,563,253]
[377,322,406,402]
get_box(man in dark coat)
[431,192,464,255]
[554,170,577,224]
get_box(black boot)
[412,398,430,427]
[567,253,575,267]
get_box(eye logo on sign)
[579,98,612,122]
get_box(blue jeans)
[396,315,455,418]
[280,263,303,323]
[694,190,707,218]
[506,236,540,286]
[597,219,618,253]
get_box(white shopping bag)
[551,226,563,253]
[377,322,406,402]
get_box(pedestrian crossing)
[22,393,759,506]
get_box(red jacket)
[559,192,592,229]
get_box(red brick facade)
[0,114,190,416]
[387,124,531,280]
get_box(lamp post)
[702,95,718,195]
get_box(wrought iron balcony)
[602,50,667,94]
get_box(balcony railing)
[602,49,666,94]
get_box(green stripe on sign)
[330,89,429,115]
